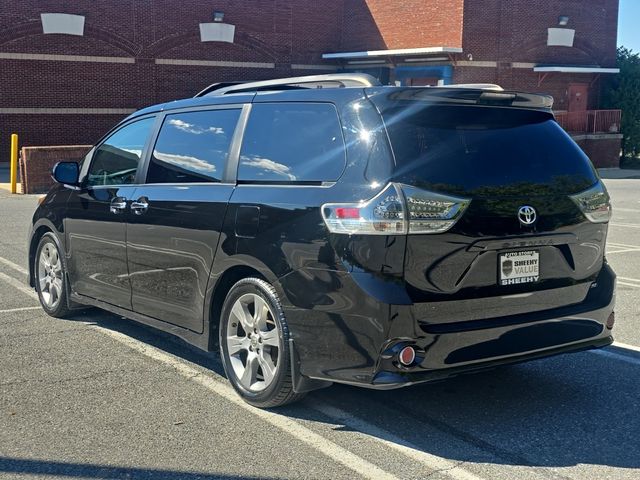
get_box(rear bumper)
[281,262,616,390]
[345,334,613,390]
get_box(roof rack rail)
[200,73,381,96]
[194,82,246,97]
[438,83,504,91]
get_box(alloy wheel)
[37,241,64,310]
[225,293,281,392]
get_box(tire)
[34,233,72,318]
[219,277,306,408]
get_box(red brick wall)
[0,0,619,161]
[0,0,352,157]
[573,135,622,168]
[458,0,619,107]
[341,0,464,51]
[463,0,618,66]
[6,114,130,165]
[20,145,92,194]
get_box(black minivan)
[29,74,616,407]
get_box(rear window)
[382,105,597,196]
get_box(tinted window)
[87,117,154,186]
[382,105,597,196]
[147,109,240,184]
[238,103,345,182]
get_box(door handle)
[131,197,149,215]
[109,197,127,214]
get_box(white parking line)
[606,242,640,255]
[0,266,401,479]
[616,276,640,289]
[0,306,42,313]
[4,252,640,479]
[607,240,640,253]
[0,253,490,480]
[618,276,640,283]
[608,242,640,249]
[308,400,486,480]
[0,256,28,276]
[89,325,401,480]
[0,271,38,298]
[610,222,640,229]
[95,322,492,480]
[607,249,640,254]
[613,341,640,354]
[612,207,640,213]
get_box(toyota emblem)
[518,206,537,226]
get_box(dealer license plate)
[499,250,540,286]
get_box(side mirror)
[52,162,80,187]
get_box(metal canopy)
[322,46,463,60]
[533,66,620,74]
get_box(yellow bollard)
[10,134,18,194]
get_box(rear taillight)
[570,181,611,223]
[321,183,470,235]
[322,183,406,235]
[402,185,470,234]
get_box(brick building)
[0,0,621,166]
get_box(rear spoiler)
[366,87,554,112]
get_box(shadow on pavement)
[0,457,278,479]
[61,308,640,472]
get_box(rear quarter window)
[238,103,346,183]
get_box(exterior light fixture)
[558,15,569,26]
[213,11,224,22]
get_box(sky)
[618,0,640,52]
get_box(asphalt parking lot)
[1,178,639,480]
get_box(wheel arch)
[205,264,267,351]
[28,222,61,287]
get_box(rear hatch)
[368,89,610,322]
